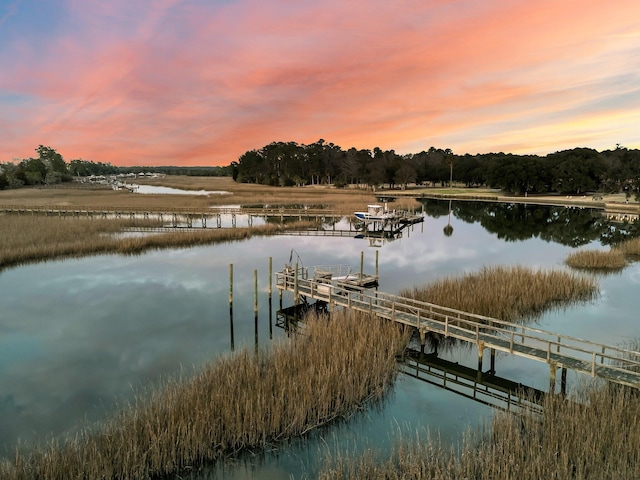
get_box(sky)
[1,0,639,167]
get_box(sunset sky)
[1,0,639,166]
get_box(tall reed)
[565,249,628,270]
[0,311,408,479]
[0,215,318,270]
[399,265,598,321]
[318,381,640,479]
[615,236,640,256]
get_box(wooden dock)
[275,269,640,390]
[0,205,343,228]
[274,309,548,415]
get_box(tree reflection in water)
[419,198,640,247]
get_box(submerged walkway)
[275,268,640,390]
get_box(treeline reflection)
[418,199,640,247]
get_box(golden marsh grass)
[399,265,599,321]
[0,215,318,271]
[0,176,423,270]
[0,311,408,479]
[565,249,628,270]
[318,382,640,479]
[0,177,422,214]
[615,236,640,256]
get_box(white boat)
[354,204,396,222]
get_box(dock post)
[477,341,484,379]
[419,329,426,354]
[229,264,234,351]
[254,269,258,316]
[375,250,379,279]
[560,367,567,395]
[294,262,299,306]
[269,296,273,340]
[489,348,496,375]
[268,257,272,300]
[229,263,233,307]
[360,251,364,281]
[549,362,557,393]
[254,269,259,355]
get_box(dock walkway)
[275,269,640,390]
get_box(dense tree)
[549,148,605,194]
[233,140,640,199]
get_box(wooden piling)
[229,263,234,351]
[254,269,258,315]
[229,264,233,305]
[549,362,557,393]
[477,341,485,375]
[254,269,259,355]
[360,251,364,281]
[490,348,496,375]
[268,256,272,299]
[294,262,299,306]
[375,250,379,279]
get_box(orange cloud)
[1,0,639,166]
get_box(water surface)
[1,200,638,477]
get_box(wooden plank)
[277,273,640,389]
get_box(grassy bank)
[0,215,319,271]
[564,236,640,271]
[399,265,598,321]
[565,249,628,271]
[0,177,422,215]
[616,236,640,256]
[0,311,408,479]
[318,381,640,479]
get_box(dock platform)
[275,268,640,391]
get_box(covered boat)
[354,204,396,222]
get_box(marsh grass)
[615,236,640,257]
[0,215,318,270]
[0,176,422,270]
[0,176,422,214]
[399,265,598,322]
[317,381,640,479]
[565,249,628,270]
[0,311,407,480]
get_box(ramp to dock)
[276,269,640,390]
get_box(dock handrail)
[275,271,640,388]
[0,204,342,217]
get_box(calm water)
[1,200,639,478]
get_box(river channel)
[1,199,639,478]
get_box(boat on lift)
[354,203,396,223]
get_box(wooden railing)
[0,204,342,217]
[275,269,640,389]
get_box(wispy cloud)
[0,0,639,165]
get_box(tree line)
[233,140,640,199]
[0,146,229,189]
[3,142,639,199]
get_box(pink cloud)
[1,0,639,166]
